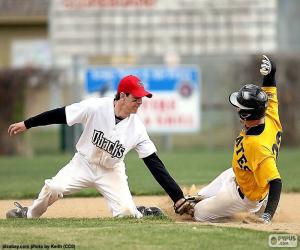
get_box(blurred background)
[0,0,300,156]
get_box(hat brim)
[131,89,152,98]
[229,92,253,110]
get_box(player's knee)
[193,208,207,222]
[44,180,63,198]
[193,202,214,222]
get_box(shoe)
[149,206,165,216]
[137,206,165,217]
[6,202,28,218]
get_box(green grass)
[0,148,299,199]
[0,218,277,250]
[27,128,61,154]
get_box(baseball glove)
[260,55,272,76]
[174,196,203,216]
[260,54,276,76]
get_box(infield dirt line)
[0,194,299,235]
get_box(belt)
[235,180,266,202]
[237,187,245,199]
[234,178,245,200]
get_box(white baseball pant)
[194,168,264,222]
[26,153,142,218]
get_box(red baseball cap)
[117,75,152,98]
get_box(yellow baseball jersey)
[232,87,282,201]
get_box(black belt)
[234,178,265,202]
[237,187,245,199]
[234,178,245,200]
[237,186,266,202]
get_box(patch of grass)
[0,218,274,250]
[0,154,71,199]
[28,128,61,154]
[277,147,300,192]
[0,148,299,199]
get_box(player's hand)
[8,122,27,136]
[254,213,272,224]
[260,212,272,224]
[260,55,272,76]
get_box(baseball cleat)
[136,206,165,217]
[6,202,28,218]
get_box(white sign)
[139,91,199,133]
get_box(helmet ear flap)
[238,109,252,120]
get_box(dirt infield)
[1,193,299,235]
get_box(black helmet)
[229,84,268,120]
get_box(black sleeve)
[142,153,184,203]
[24,107,67,129]
[264,178,282,218]
[262,61,276,87]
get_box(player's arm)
[260,55,281,121]
[137,130,193,214]
[260,55,276,87]
[142,152,196,214]
[262,178,282,223]
[8,107,66,136]
[143,153,184,204]
[143,154,195,215]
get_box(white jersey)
[65,97,156,168]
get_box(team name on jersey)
[92,130,125,158]
[235,136,251,172]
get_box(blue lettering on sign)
[85,66,200,93]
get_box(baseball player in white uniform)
[6,75,194,219]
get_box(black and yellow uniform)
[230,56,282,221]
[232,86,282,201]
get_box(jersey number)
[272,131,282,160]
